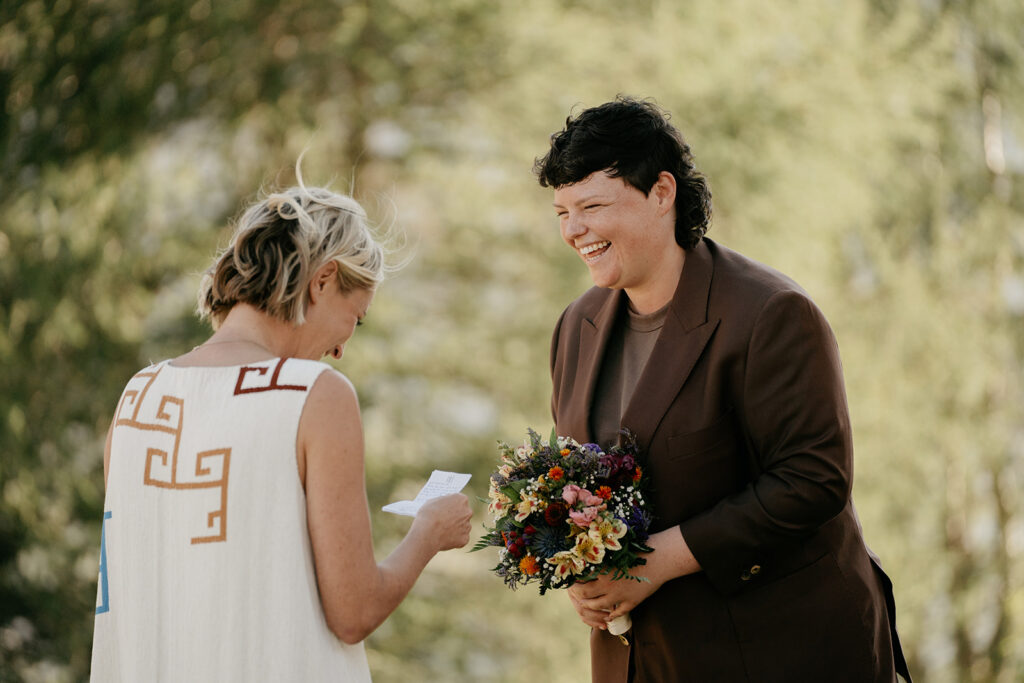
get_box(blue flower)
[530,524,572,558]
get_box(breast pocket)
[666,408,738,461]
[653,409,743,521]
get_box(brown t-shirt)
[590,300,670,449]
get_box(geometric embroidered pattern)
[234,358,309,395]
[115,365,232,545]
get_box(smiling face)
[553,171,683,311]
[322,285,374,360]
[303,262,374,360]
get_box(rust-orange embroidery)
[115,365,231,545]
[233,358,308,395]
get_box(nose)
[561,212,586,243]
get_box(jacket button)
[750,565,762,575]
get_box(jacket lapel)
[565,288,624,443]
[620,239,719,454]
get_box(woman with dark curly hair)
[536,97,910,683]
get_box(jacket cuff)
[678,517,767,596]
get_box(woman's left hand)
[568,570,663,628]
[566,525,703,629]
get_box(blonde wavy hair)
[197,180,387,328]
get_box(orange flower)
[548,466,565,481]
[596,485,613,500]
[633,466,643,482]
[560,448,570,457]
[519,554,540,575]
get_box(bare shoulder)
[298,368,364,473]
[306,366,359,407]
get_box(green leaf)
[500,483,524,503]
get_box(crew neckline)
[625,301,670,333]
[164,357,283,370]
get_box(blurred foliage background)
[1,0,1022,681]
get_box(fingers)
[568,592,611,629]
[568,578,608,601]
[605,601,632,621]
[570,589,632,619]
[423,492,470,514]
[568,578,616,628]
[444,494,473,549]
[414,493,473,551]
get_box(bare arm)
[300,370,472,644]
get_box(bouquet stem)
[607,613,631,646]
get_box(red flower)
[633,466,643,482]
[544,502,568,526]
[548,466,565,481]
[596,485,613,500]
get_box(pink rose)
[562,484,582,505]
[568,506,602,526]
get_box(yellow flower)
[515,492,540,522]
[575,531,605,564]
[589,517,627,552]
[485,485,509,518]
[487,486,512,518]
[546,550,586,581]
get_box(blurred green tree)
[1,0,510,679]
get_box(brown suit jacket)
[550,238,910,683]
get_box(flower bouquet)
[472,428,653,642]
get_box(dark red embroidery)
[233,358,308,395]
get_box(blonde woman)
[90,182,472,681]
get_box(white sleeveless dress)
[90,357,372,682]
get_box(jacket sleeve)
[677,289,854,595]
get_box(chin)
[585,265,620,290]
[588,273,621,290]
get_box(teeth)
[579,241,610,255]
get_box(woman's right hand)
[412,493,473,552]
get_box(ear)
[307,261,339,304]
[652,171,677,216]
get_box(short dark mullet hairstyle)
[534,96,711,250]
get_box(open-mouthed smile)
[577,240,610,263]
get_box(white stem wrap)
[607,613,631,637]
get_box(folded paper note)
[382,470,472,516]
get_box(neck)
[625,247,685,315]
[212,304,299,358]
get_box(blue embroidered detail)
[96,511,112,615]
